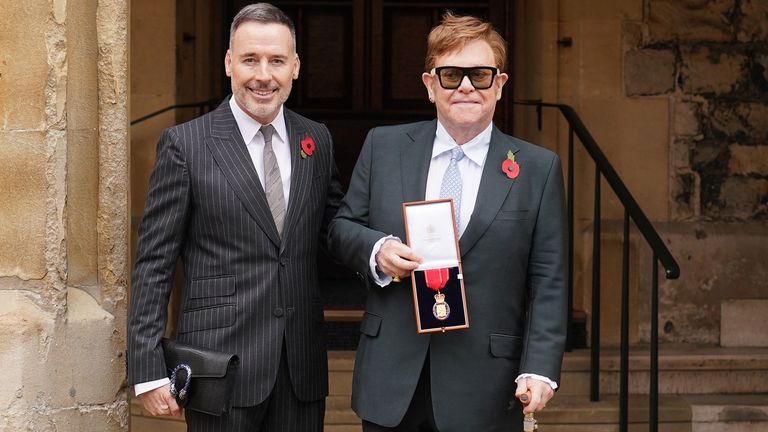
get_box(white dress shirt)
[135,100,293,397]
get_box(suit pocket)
[189,275,235,299]
[359,312,382,337]
[496,210,531,220]
[178,304,236,334]
[489,333,523,359]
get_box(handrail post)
[650,256,659,432]
[590,165,601,401]
[620,210,630,432]
[567,126,575,351]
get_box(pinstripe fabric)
[128,99,343,418]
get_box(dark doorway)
[220,0,514,185]
[180,0,515,346]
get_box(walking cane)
[519,391,538,431]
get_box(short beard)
[235,83,291,123]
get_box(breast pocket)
[188,275,235,299]
[495,209,531,221]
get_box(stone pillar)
[0,0,129,430]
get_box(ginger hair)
[424,11,507,71]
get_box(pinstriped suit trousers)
[185,342,325,432]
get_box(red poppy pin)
[502,150,520,179]
[300,136,316,159]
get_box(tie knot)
[260,124,275,142]
[450,146,465,162]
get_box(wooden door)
[212,1,515,342]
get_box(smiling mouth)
[247,87,278,98]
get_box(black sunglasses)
[430,66,499,90]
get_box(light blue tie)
[440,146,465,230]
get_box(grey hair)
[229,3,297,52]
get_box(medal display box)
[403,199,469,333]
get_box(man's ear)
[293,54,300,80]
[422,72,435,103]
[225,50,232,77]
[495,72,509,101]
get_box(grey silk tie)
[440,146,465,230]
[260,124,286,237]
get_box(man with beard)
[127,3,343,431]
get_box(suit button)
[280,257,287,267]
[274,307,284,317]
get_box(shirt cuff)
[135,377,170,396]
[368,235,399,287]
[515,373,558,390]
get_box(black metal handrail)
[512,100,680,432]
[130,99,221,126]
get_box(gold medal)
[432,292,451,320]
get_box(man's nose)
[254,60,271,80]
[457,75,474,92]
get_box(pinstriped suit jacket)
[128,99,343,407]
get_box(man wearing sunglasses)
[329,11,567,432]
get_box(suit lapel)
[205,101,281,248]
[280,110,313,252]
[459,126,520,257]
[401,120,437,203]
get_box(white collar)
[432,121,493,167]
[229,97,288,145]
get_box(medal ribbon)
[424,268,449,291]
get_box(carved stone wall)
[0,0,129,430]
[625,0,768,221]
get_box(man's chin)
[244,103,279,123]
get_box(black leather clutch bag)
[162,338,239,416]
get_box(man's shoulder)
[284,109,327,132]
[368,120,434,140]
[496,129,559,162]
[166,104,228,139]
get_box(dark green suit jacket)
[328,120,567,431]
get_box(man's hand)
[376,239,422,281]
[515,377,554,414]
[138,384,183,418]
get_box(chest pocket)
[495,209,530,221]
[189,275,235,299]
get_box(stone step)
[559,345,768,395]
[721,299,768,347]
[685,394,768,432]
[330,345,768,396]
[323,394,693,431]
[129,390,768,432]
[537,394,691,432]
